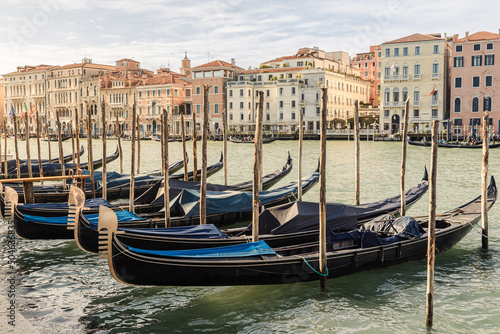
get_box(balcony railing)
[431,73,439,80]
[414,74,421,80]
[430,100,439,107]
[383,74,411,81]
[413,101,420,107]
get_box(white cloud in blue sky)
[0,0,499,74]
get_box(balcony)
[382,101,391,107]
[392,101,404,108]
[383,74,411,81]
[431,73,439,80]
[299,100,305,105]
[413,101,420,107]
[413,74,421,80]
[430,100,439,107]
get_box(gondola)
[10,152,292,219]
[228,136,277,144]
[74,169,428,254]
[5,146,120,178]
[169,152,224,180]
[8,166,318,240]
[41,135,72,142]
[2,146,84,175]
[408,139,500,149]
[103,176,497,286]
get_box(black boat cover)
[18,198,114,210]
[120,224,228,239]
[255,177,428,235]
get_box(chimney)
[453,34,459,42]
[444,33,447,40]
[498,29,500,39]
[231,58,235,67]
[465,31,469,42]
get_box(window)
[384,67,390,76]
[486,75,493,87]
[316,107,320,115]
[279,101,283,108]
[402,66,409,75]
[484,97,492,111]
[152,90,156,97]
[266,102,270,109]
[279,88,283,95]
[394,48,399,56]
[214,104,219,114]
[432,63,439,74]
[432,109,438,118]
[229,113,233,120]
[455,77,462,88]
[413,109,419,118]
[229,90,233,97]
[402,88,408,101]
[485,54,495,66]
[196,87,200,94]
[292,100,296,108]
[139,91,142,98]
[239,89,243,96]
[291,87,296,95]
[472,97,479,112]
[266,90,270,97]
[454,98,461,113]
[414,90,420,102]
[384,89,390,103]
[229,102,233,109]
[240,113,244,120]
[433,45,439,54]
[473,76,480,87]
[414,46,420,55]
[454,56,464,67]
[266,113,270,121]
[393,88,400,102]
[472,55,482,66]
[414,64,421,75]
[239,102,244,109]
[214,86,219,94]
[474,44,481,51]
[279,112,283,120]
[403,47,408,56]
[385,48,390,57]
[487,43,494,50]
[455,45,463,52]
[384,110,390,117]
[291,112,295,120]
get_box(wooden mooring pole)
[3,121,8,178]
[163,109,170,227]
[75,108,81,171]
[252,91,264,242]
[222,108,228,185]
[13,114,20,178]
[56,110,66,189]
[70,120,75,164]
[192,107,198,182]
[481,111,489,249]
[298,108,304,201]
[102,101,107,201]
[319,87,328,292]
[116,113,123,174]
[180,108,188,181]
[129,102,136,212]
[200,85,209,224]
[354,100,360,205]
[136,115,141,175]
[87,107,95,198]
[426,119,439,329]
[35,108,43,179]
[24,110,32,178]
[401,98,410,216]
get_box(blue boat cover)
[120,224,228,239]
[169,172,319,218]
[23,210,145,228]
[128,240,277,258]
[19,198,114,210]
[76,170,162,191]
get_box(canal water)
[1,138,499,333]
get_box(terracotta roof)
[116,58,139,63]
[140,74,189,86]
[457,31,500,43]
[3,64,57,76]
[243,67,305,75]
[384,33,443,45]
[261,54,318,65]
[57,62,116,71]
[193,60,244,71]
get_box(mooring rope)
[302,257,329,277]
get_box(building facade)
[450,31,500,136]
[191,60,243,133]
[351,45,381,106]
[227,47,371,133]
[380,33,451,134]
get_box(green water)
[1,138,499,333]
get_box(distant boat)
[408,139,500,148]
[41,134,72,142]
[228,135,277,144]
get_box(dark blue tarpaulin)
[128,240,277,258]
[120,224,228,239]
[19,198,114,210]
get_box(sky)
[0,0,499,75]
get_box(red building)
[351,45,381,106]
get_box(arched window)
[393,88,400,102]
[454,98,461,113]
[472,97,479,112]
[484,97,492,111]
[384,88,390,103]
[229,113,233,121]
[402,87,408,102]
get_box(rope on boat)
[468,221,489,238]
[302,257,329,277]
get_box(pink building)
[350,45,381,106]
[191,60,243,133]
[450,31,500,136]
